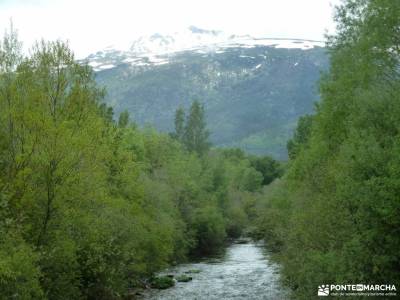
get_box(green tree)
[256,1,400,298]
[191,206,226,255]
[286,114,313,160]
[249,155,282,185]
[173,106,185,142]
[118,110,130,128]
[184,100,210,155]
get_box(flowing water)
[141,240,289,300]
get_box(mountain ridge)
[84,26,325,71]
[85,27,329,159]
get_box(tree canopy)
[0,27,282,299]
[255,0,400,298]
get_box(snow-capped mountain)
[85,26,324,71]
[88,26,328,158]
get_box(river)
[140,240,289,300]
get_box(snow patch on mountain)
[84,26,325,71]
[97,64,115,70]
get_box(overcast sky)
[0,0,341,58]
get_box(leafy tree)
[191,206,226,255]
[173,106,185,142]
[256,1,400,298]
[286,114,313,160]
[184,100,210,155]
[249,155,282,185]
[118,110,130,128]
[99,102,113,123]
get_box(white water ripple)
[141,242,289,300]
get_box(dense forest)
[255,0,400,298]
[0,26,281,299]
[1,0,399,299]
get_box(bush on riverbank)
[150,276,175,289]
[176,274,192,282]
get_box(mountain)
[85,27,329,159]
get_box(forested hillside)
[255,0,400,298]
[93,43,328,159]
[0,28,280,299]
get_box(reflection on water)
[141,241,289,300]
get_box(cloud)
[0,0,339,58]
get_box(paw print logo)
[318,285,330,296]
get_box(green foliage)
[286,114,313,160]
[0,27,284,299]
[39,237,81,299]
[249,155,282,185]
[256,1,400,298]
[150,276,175,289]
[191,206,226,254]
[224,203,247,239]
[118,110,130,128]
[173,100,210,155]
[0,235,43,300]
[173,106,185,142]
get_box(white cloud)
[0,0,341,58]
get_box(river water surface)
[141,241,289,300]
